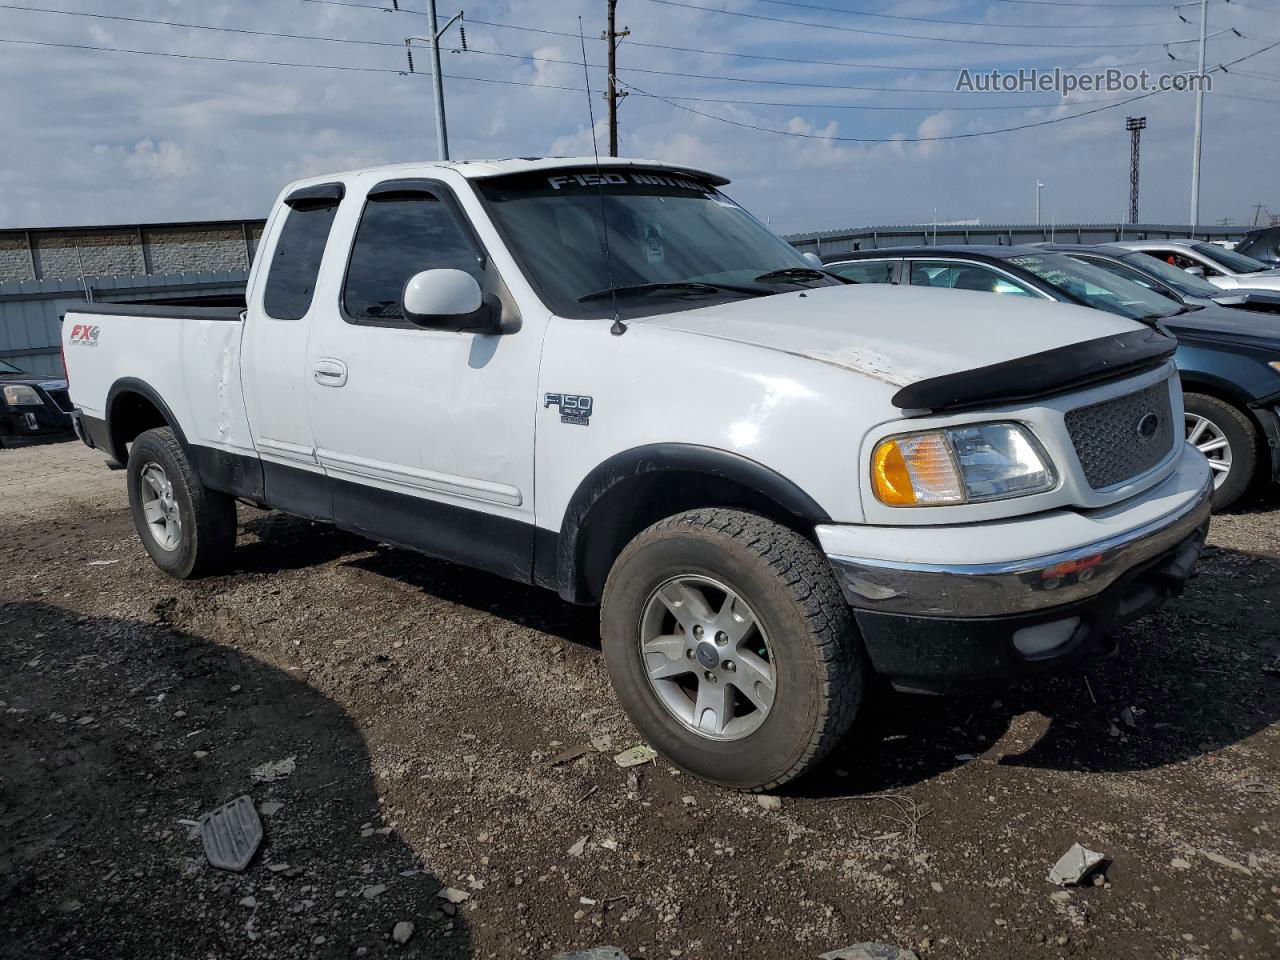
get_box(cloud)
[0,0,1270,230]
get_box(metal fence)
[785,222,1243,257]
[0,271,248,378]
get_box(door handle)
[313,358,348,387]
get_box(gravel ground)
[1,439,1277,960]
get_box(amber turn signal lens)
[872,439,916,505]
[871,432,965,506]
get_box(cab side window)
[909,261,1037,297]
[827,260,896,284]
[343,186,484,325]
[263,196,341,321]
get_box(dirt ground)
[1,439,1277,960]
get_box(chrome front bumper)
[825,449,1213,620]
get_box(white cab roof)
[288,157,729,190]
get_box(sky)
[1,0,1278,234]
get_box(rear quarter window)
[263,202,340,321]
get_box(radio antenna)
[578,17,625,336]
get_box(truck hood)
[634,284,1142,387]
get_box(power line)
[0,3,404,48]
[648,0,1200,48]
[0,35,587,90]
[990,0,1204,7]
[651,91,1138,111]
[282,1,1180,77]
[1212,89,1280,101]
[0,2,1181,98]
[462,47,1149,96]
[751,0,1181,29]
[619,76,1163,141]
[618,35,1280,142]
[1229,1,1280,18]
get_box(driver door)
[304,177,544,579]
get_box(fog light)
[23,412,38,430]
[1012,617,1080,657]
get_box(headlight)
[2,385,43,406]
[1269,360,1280,374]
[872,422,1056,506]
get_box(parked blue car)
[824,245,1280,510]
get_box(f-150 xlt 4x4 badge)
[544,393,593,426]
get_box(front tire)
[127,427,236,578]
[1184,393,1258,511]
[600,508,863,791]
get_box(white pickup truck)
[63,158,1212,790]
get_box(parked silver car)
[1117,239,1280,292]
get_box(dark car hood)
[1163,304,1280,346]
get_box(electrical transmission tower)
[1126,116,1146,225]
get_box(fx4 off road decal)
[68,324,100,346]
[544,393,593,426]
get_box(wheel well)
[567,470,818,604]
[1180,380,1262,434]
[107,390,169,464]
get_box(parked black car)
[1038,242,1280,315]
[1235,226,1280,268]
[0,357,75,447]
[824,245,1280,510]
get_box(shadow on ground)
[234,511,1280,799]
[0,602,470,960]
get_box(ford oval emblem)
[1136,412,1160,440]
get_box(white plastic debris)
[613,744,657,768]
[1047,843,1106,886]
[820,945,919,960]
[249,755,296,783]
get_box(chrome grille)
[1065,379,1174,489]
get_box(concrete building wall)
[0,219,266,282]
[32,231,145,280]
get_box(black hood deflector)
[892,327,1178,413]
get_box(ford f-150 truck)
[62,158,1212,790]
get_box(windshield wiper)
[753,267,839,285]
[578,281,767,303]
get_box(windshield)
[475,169,836,317]
[1109,252,1223,297]
[0,358,24,374]
[1003,252,1182,320]
[1191,242,1269,274]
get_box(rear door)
[241,182,345,519]
[303,175,543,581]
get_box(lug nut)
[715,631,728,646]
[693,625,704,640]
[685,649,695,660]
[703,671,717,683]
[724,660,736,672]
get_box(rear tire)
[127,427,236,578]
[1184,392,1258,511]
[600,508,863,791]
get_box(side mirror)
[402,269,483,328]
[801,252,824,268]
[1184,265,1206,278]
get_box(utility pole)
[1126,116,1146,224]
[1035,180,1045,226]
[604,1,629,156]
[1189,0,1208,233]
[405,3,465,161]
